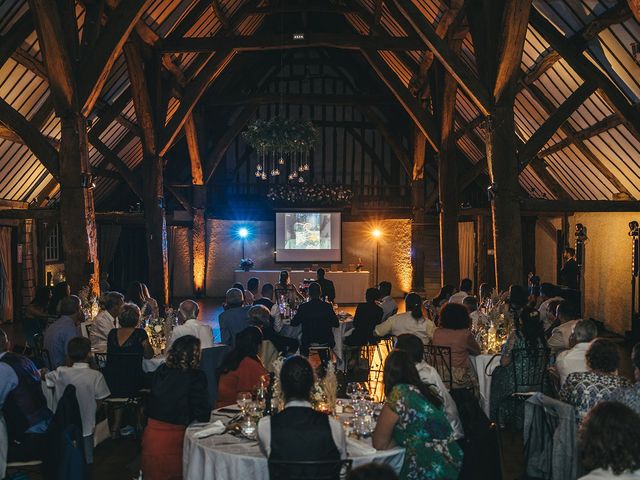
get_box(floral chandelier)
[242,116,319,183]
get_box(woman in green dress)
[372,350,463,480]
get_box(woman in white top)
[578,401,640,480]
[374,293,435,345]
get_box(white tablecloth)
[143,355,165,373]
[234,270,371,304]
[183,411,404,480]
[470,354,501,416]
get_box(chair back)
[424,344,453,390]
[103,353,144,398]
[511,348,549,392]
[268,459,352,480]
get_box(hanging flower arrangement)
[267,185,353,206]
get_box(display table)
[234,270,370,304]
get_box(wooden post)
[411,128,427,293]
[475,214,489,286]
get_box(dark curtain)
[105,226,148,293]
[98,224,122,272]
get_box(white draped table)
[470,354,502,417]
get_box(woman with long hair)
[124,281,146,309]
[375,293,435,344]
[142,335,210,480]
[372,350,463,480]
[274,270,304,304]
[425,285,455,323]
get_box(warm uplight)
[371,228,382,239]
[238,227,249,239]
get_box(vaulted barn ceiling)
[1,0,640,207]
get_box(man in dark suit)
[291,282,338,357]
[560,247,579,290]
[315,268,336,303]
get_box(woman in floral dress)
[372,350,463,480]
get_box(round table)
[470,353,501,417]
[183,410,404,480]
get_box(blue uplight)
[238,227,249,239]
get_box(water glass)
[237,392,252,414]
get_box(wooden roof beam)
[205,94,395,106]
[212,0,233,34]
[0,11,33,66]
[88,133,142,199]
[184,114,204,186]
[539,113,622,157]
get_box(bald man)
[167,300,214,349]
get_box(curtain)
[0,227,13,322]
[458,222,475,282]
[99,224,122,271]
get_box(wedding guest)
[507,284,529,320]
[274,270,304,304]
[254,283,275,310]
[44,295,83,368]
[378,281,397,321]
[537,283,563,327]
[45,337,110,464]
[91,291,124,352]
[426,285,455,322]
[395,334,463,440]
[316,268,335,303]
[106,303,154,362]
[246,277,259,305]
[372,350,463,480]
[578,402,640,479]
[478,283,493,305]
[23,286,51,345]
[556,319,597,386]
[548,300,580,352]
[258,355,347,469]
[99,271,111,293]
[168,300,213,350]
[345,288,383,346]
[248,304,298,354]
[232,283,251,306]
[560,247,579,290]
[48,281,70,315]
[216,326,266,408]
[449,279,473,304]
[375,293,435,345]
[142,335,209,480]
[463,295,487,329]
[291,283,338,358]
[125,281,146,310]
[610,343,640,414]
[432,303,481,390]
[219,288,251,347]
[141,283,160,318]
[560,339,631,423]
[543,299,564,337]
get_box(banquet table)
[183,409,404,480]
[470,354,502,417]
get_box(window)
[45,224,60,262]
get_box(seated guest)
[348,463,399,480]
[375,293,435,345]
[248,305,298,355]
[395,334,463,440]
[506,284,530,321]
[232,283,251,306]
[291,283,338,357]
[537,283,563,327]
[490,308,547,423]
[45,337,110,464]
[463,295,487,330]
[425,284,455,322]
[246,277,259,305]
[548,300,580,353]
[542,299,563,337]
[217,326,267,408]
[0,328,53,462]
[372,350,463,480]
[258,355,347,468]
[560,339,631,423]
[478,283,493,305]
[167,300,213,350]
[48,281,70,315]
[23,286,51,345]
[610,343,640,414]
[577,401,640,480]
[44,295,83,368]
[449,278,473,304]
[345,288,384,346]
[378,281,397,321]
[142,335,209,480]
[556,319,597,386]
[316,268,335,303]
[432,303,481,390]
[275,270,304,304]
[219,288,251,347]
[140,283,160,319]
[91,291,124,352]
[254,283,275,310]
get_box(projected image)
[284,213,331,250]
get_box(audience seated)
[258,355,347,470]
[44,295,84,368]
[478,283,493,305]
[316,268,336,303]
[610,343,640,414]
[216,326,267,408]
[560,339,631,423]
[395,334,463,440]
[375,293,435,345]
[45,337,110,464]
[274,270,304,304]
[348,463,399,480]
[246,277,259,305]
[91,291,124,353]
[142,335,210,480]
[432,303,481,390]
[219,288,251,347]
[140,284,160,319]
[556,319,597,386]
[248,305,298,355]
[344,287,383,346]
[463,295,487,329]
[542,299,564,337]
[0,328,53,462]
[426,285,455,322]
[547,301,580,353]
[449,278,473,304]
[372,350,463,479]
[254,283,275,310]
[168,300,213,350]
[378,281,397,321]
[578,401,640,479]
[48,281,70,316]
[537,283,563,329]
[23,286,51,346]
[291,282,338,358]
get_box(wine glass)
[237,392,252,415]
[346,382,357,402]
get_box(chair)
[268,459,353,480]
[424,344,453,390]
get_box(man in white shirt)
[537,283,563,330]
[168,300,214,349]
[45,337,110,463]
[378,281,397,321]
[90,291,124,352]
[548,300,580,353]
[449,279,473,304]
[556,319,597,386]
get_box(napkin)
[192,420,226,439]
[346,438,377,456]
